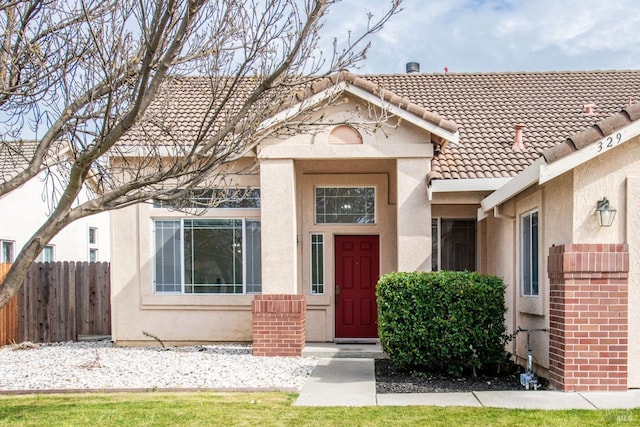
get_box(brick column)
[252,294,306,357]
[547,243,629,391]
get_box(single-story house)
[111,68,640,391]
[0,140,110,263]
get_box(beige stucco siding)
[482,204,516,348]
[111,94,441,345]
[572,139,640,243]
[570,137,640,387]
[483,192,549,370]
[111,170,260,344]
[397,158,431,271]
[483,136,640,387]
[258,95,433,160]
[543,172,574,247]
[626,176,640,388]
[260,158,298,294]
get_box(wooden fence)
[0,262,110,345]
[0,264,18,346]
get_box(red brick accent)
[547,243,629,391]
[251,294,306,357]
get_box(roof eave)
[344,85,459,145]
[539,118,640,184]
[480,112,640,219]
[479,157,545,215]
[256,80,459,146]
[430,177,512,193]
[257,81,350,133]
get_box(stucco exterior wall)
[482,202,516,349]
[512,190,549,371]
[0,172,110,262]
[543,173,574,247]
[111,94,438,344]
[483,180,574,374]
[570,137,640,388]
[111,169,260,344]
[625,176,640,388]
[397,158,431,272]
[483,136,640,387]
[258,95,433,160]
[260,158,298,295]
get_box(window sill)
[142,294,255,309]
[519,295,544,316]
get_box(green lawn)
[0,392,636,426]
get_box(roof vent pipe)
[512,123,525,151]
[583,103,596,114]
[406,62,420,74]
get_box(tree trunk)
[0,203,77,308]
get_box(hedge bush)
[377,271,510,376]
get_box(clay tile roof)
[364,70,640,179]
[543,102,640,163]
[0,140,39,181]
[0,140,69,182]
[123,70,640,181]
[119,76,262,146]
[289,71,459,134]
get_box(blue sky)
[324,0,640,74]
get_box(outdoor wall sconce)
[596,197,617,227]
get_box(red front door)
[335,235,380,338]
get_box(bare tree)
[0,0,402,307]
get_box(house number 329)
[596,132,623,152]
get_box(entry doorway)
[334,235,380,338]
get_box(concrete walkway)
[295,358,640,409]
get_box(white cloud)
[321,0,640,73]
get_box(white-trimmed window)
[315,187,375,224]
[431,218,476,271]
[88,227,99,261]
[42,245,55,262]
[521,210,539,296]
[153,218,261,294]
[153,188,261,209]
[88,227,98,245]
[310,233,325,294]
[1,240,15,263]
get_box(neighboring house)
[110,69,640,391]
[0,140,110,264]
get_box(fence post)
[0,263,19,346]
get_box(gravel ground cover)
[1,341,550,395]
[0,341,318,392]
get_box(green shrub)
[377,271,510,376]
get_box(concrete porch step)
[302,341,388,359]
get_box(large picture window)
[431,218,476,271]
[153,219,261,294]
[315,187,375,224]
[521,210,539,296]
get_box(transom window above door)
[315,187,375,224]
